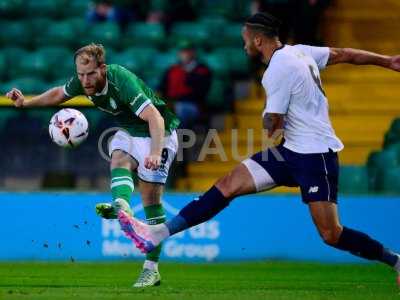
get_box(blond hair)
[74,43,106,66]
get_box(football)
[49,108,89,148]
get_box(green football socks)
[144,204,166,262]
[111,168,134,203]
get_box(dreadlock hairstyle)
[245,12,282,38]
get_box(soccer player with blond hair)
[6,43,180,287]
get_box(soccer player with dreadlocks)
[118,12,400,285]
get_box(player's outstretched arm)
[6,86,70,108]
[139,104,165,170]
[327,48,400,71]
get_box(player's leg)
[118,144,296,253]
[128,131,177,287]
[309,201,400,284]
[134,180,164,287]
[298,150,400,284]
[118,161,259,253]
[96,149,136,218]
[157,146,294,239]
[96,130,137,218]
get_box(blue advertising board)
[0,192,399,263]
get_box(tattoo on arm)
[328,47,391,68]
[263,113,285,138]
[327,48,347,65]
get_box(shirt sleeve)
[294,44,330,70]
[263,65,294,116]
[121,75,152,117]
[63,76,84,97]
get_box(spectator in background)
[160,41,212,130]
[87,0,114,22]
[87,0,149,29]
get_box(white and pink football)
[49,108,89,148]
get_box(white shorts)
[242,158,277,192]
[109,130,178,184]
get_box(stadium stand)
[123,23,166,49]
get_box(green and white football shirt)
[63,64,180,137]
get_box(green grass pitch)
[0,261,398,300]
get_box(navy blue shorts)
[249,144,339,204]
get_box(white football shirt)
[262,44,344,154]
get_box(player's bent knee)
[215,174,239,198]
[111,150,133,169]
[319,226,342,246]
[215,163,257,198]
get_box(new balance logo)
[308,186,319,193]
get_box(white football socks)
[143,260,158,272]
[147,223,170,246]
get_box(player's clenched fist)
[144,154,161,170]
[389,55,400,72]
[6,88,25,107]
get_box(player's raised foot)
[133,268,161,288]
[95,198,132,219]
[118,210,164,253]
